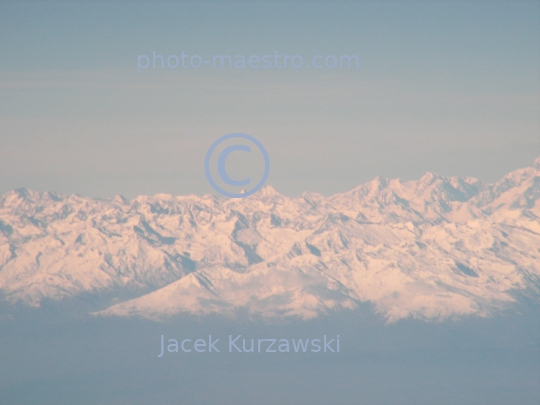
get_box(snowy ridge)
[0,157,539,322]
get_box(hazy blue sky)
[1,1,539,198]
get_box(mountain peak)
[419,171,442,184]
[368,176,388,192]
[256,184,279,198]
[1,188,43,207]
[534,156,540,171]
[111,195,129,205]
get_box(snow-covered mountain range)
[1,158,539,322]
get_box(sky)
[0,0,539,199]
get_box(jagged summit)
[110,195,129,205]
[254,184,279,197]
[534,156,540,171]
[0,158,539,322]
